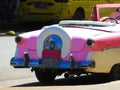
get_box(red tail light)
[15,36,23,44]
[86,38,94,46]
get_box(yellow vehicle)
[19,0,120,22]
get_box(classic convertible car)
[11,20,120,82]
[90,4,120,24]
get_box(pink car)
[11,20,120,82]
[90,4,120,24]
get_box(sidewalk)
[0,20,20,36]
[0,27,17,36]
[0,19,48,36]
[0,19,28,36]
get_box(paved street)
[0,36,35,87]
[1,36,120,90]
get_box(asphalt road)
[1,36,120,90]
[0,36,35,87]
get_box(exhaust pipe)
[64,72,69,78]
[64,72,74,78]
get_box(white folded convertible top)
[59,20,116,27]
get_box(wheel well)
[76,7,85,14]
[74,7,85,20]
[110,63,120,72]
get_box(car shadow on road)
[12,74,111,87]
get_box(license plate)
[42,60,58,66]
[35,4,47,9]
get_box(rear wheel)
[35,68,56,83]
[110,64,120,81]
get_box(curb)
[0,31,17,36]
[0,33,7,36]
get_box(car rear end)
[12,20,111,82]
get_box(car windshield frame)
[95,4,120,21]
